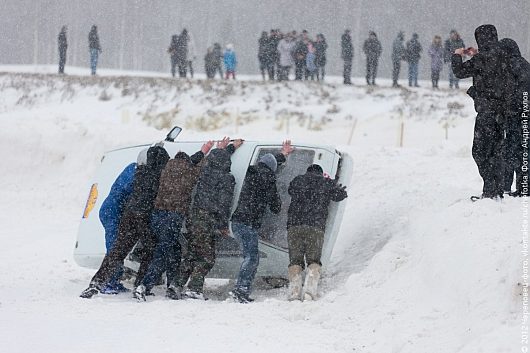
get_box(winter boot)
[229,289,254,304]
[166,284,183,300]
[183,289,206,300]
[302,263,322,301]
[80,285,99,299]
[133,284,147,302]
[287,265,303,301]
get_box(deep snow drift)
[0,69,521,353]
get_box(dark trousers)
[316,65,325,81]
[188,61,194,78]
[267,63,275,80]
[170,57,178,77]
[504,115,523,192]
[59,51,66,74]
[287,225,325,269]
[90,210,154,288]
[472,112,505,197]
[142,210,183,291]
[178,64,187,78]
[343,60,352,84]
[392,60,401,85]
[278,66,290,81]
[431,70,441,88]
[174,208,218,293]
[366,58,378,84]
[215,64,223,79]
[295,61,305,80]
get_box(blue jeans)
[142,210,184,291]
[232,222,260,295]
[448,63,459,88]
[408,62,418,86]
[90,48,99,75]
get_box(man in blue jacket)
[97,148,146,293]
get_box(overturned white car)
[74,127,353,282]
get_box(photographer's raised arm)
[451,50,475,79]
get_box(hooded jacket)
[406,34,422,63]
[392,34,405,62]
[341,33,353,61]
[287,165,348,231]
[231,153,286,229]
[451,24,513,114]
[500,38,530,116]
[363,35,382,61]
[125,146,170,214]
[154,151,205,216]
[99,162,136,227]
[192,148,236,230]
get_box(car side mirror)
[165,126,182,142]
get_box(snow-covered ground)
[0,68,521,352]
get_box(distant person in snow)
[428,35,444,89]
[294,30,309,81]
[80,145,170,299]
[58,26,67,74]
[224,43,237,80]
[174,139,243,300]
[452,24,513,200]
[258,31,270,81]
[277,32,296,81]
[363,31,382,86]
[133,141,215,301]
[88,25,102,76]
[314,33,328,81]
[341,29,353,85]
[168,35,179,78]
[391,31,406,87]
[204,47,217,79]
[500,38,530,197]
[213,43,224,79]
[405,33,422,87]
[176,29,189,78]
[444,30,465,89]
[186,31,197,79]
[286,164,348,301]
[267,29,282,80]
[305,40,317,81]
[229,140,294,303]
[97,151,144,294]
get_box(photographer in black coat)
[500,38,530,196]
[452,24,513,200]
[286,164,347,301]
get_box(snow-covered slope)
[0,70,520,352]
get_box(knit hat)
[259,153,277,172]
[306,164,323,174]
[137,148,148,165]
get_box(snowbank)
[0,69,520,352]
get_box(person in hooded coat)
[314,34,328,81]
[363,31,382,86]
[258,31,270,81]
[224,44,237,80]
[174,140,243,299]
[444,30,465,89]
[452,24,513,200]
[229,141,294,303]
[213,43,224,79]
[500,38,530,196]
[341,30,353,85]
[277,33,296,81]
[286,164,347,302]
[406,33,422,87]
[133,141,215,301]
[80,145,170,298]
[97,153,143,294]
[58,26,67,74]
[176,29,189,78]
[392,32,406,87]
[428,35,444,89]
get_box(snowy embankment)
[0,69,521,352]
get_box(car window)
[253,148,316,249]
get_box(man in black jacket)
[229,140,294,303]
[80,145,170,298]
[341,30,353,85]
[175,139,243,299]
[58,26,67,74]
[363,31,382,86]
[287,164,347,301]
[452,24,512,200]
[500,38,530,197]
[294,31,309,80]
